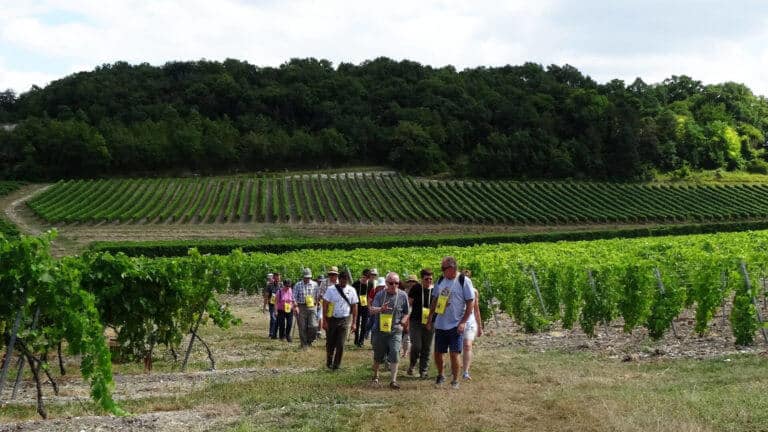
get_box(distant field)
[27,173,768,225]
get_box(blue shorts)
[435,327,463,354]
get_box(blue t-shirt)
[432,275,475,330]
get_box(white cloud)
[0,61,58,93]
[0,0,767,96]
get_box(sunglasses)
[386,281,399,286]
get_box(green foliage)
[646,268,687,340]
[2,59,768,180]
[731,264,758,346]
[0,232,123,416]
[746,158,768,174]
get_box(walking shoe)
[419,371,429,379]
[451,380,460,390]
[462,371,471,380]
[389,381,401,390]
[406,367,414,376]
[371,376,380,385]
[435,375,446,387]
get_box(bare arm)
[473,288,483,336]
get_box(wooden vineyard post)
[181,310,205,372]
[739,262,768,346]
[587,270,610,336]
[721,271,729,328]
[529,269,548,315]
[652,267,679,339]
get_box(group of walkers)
[261,256,483,390]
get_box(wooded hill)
[1,58,767,180]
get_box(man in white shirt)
[322,271,359,370]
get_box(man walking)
[352,269,373,347]
[426,256,474,389]
[407,268,435,378]
[322,271,358,370]
[293,268,320,349]
[263,272,281,339]
[318,267,340,340]
[369,272,410,389]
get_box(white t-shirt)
[323,283,359,318]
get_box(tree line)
[0,57,767,180]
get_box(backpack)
[436,273,466,291]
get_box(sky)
[2,0,768,97]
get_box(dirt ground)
[2,293,766,432]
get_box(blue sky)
[2,0,768,96]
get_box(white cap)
[376,277,386,287]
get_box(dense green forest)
[0,57,767,180]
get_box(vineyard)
[0,180,24,237]
[27,173,768,225]
[4,229,768,421]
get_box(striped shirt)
[293,279,319,305]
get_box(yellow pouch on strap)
[269,294,276,305]
[283,302,292,313]
[436,294,449,315]
[326,302,334,318]
[421,307,430,325]
[379,313,393,333]
[305,295,315,308]
[359,295,368,306]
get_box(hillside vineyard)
[28,173,768,225]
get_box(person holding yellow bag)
[369,272,410,389]
[293,268,320,349]
[352,269,373,347]
[407,268,435,379]
[426,256,474,390]
[276,279,295,342]
[263,272,281,339]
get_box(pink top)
[277,287,294,311]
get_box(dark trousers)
[409,321,434,374]
[277,310,293,341]
[326,316,351,369]
[354,306,370,346]
[268,304,278,338]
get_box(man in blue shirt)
[426,256,474,389]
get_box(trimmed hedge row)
[88,220,768,257]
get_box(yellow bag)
[359,295,368,306]
[305,295,315,308]
[379,313,393,333]
[421,307,430,324]
[269,293,276,305]
[283,301,292,313]
[326,302,334,318]
[436,293,449,315]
